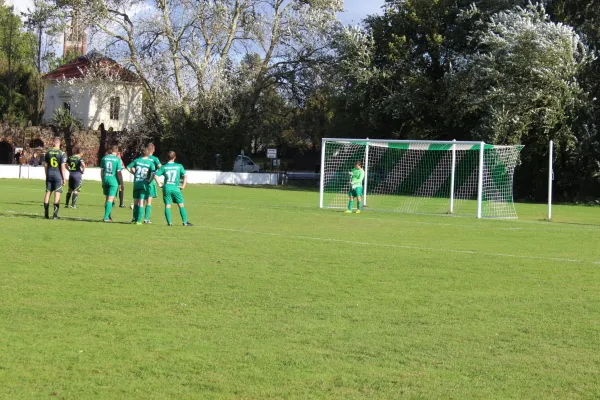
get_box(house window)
[63,102,71,112]
[110,97,120,120]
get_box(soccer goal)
[319,139,524,218]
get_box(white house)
[42,52,143,131]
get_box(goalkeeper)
[346,161,365,214]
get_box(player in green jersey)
[140,143,162,224]
[100,145,124,222]
[127,147,157,224]
[65,146,86,208]
[153,151,193,226]
[43,137,68,219]
[346,161,365,214]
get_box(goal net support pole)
[548,140,553,220]
[319,138,326,209]
[363,140,370,207]
[319,138,523,219]
[477,141,485,219]
[450,139,456,214]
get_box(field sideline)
[1,179,600,399]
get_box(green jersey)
[149,155,161,170]
[350,167,365,188]
[148,155,161,190]
[128,157,156,189]
[100,154,122,185]
[155,162,186,191]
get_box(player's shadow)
[0,211,130,224]
[0,200,42,207]
[0,211,40,220]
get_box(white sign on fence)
[267,148,277,159]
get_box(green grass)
[1,179,600,399]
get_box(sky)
[338,0,385,25]
[11,0,33,16]
[12,0,386,24]
[10,0,385,58]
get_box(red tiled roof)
[42,52,140,83]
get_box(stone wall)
[0,122,103,166]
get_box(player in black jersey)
[65,146,86,208]
[43,137,68,219]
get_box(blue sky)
[15,0,386,23]
[338,0,386,24]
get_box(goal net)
[319,139,524,218]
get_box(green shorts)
[133,187,150,200]
[163,190,184,205]
[103,184,118,197]
[349,186,363,198]
[149,181,158,198]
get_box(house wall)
[42,81,143,131]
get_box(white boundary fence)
[0,165,279,185]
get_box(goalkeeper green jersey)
[100,155,122,185]
[128,157,156,189]
[351,167,365,187]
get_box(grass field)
[1,179,600,399]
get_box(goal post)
[319,138,524,218]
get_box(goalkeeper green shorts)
[349,186,363,198]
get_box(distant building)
[42,52,143,131]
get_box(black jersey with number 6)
[45,148,66,177]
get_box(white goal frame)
[319,138,522,219]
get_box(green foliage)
[0,3,40,125]
[50,106,81,132]
[449,4,589,144]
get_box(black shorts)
[68,174,83,191]
[46,177,63,193]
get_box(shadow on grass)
[0,211,132,224]
[0,200,106,209]
[545,220,600,228]
[0,201,44,207]
[228,183,319,193]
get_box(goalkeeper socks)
[65,192,72,206]
[145,205,152,221]
[53,203,60,218]
[72,193,79,207]
[44,203,49,218]
[119,189,124,207]
[132,204,139,220]
[165,208,172,225]
[104,202,113,220]
[358,201,362,210]
[348,200,354,211]
[180,207,188,224]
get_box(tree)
[447,3,592,200]
[0,2,38,125]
